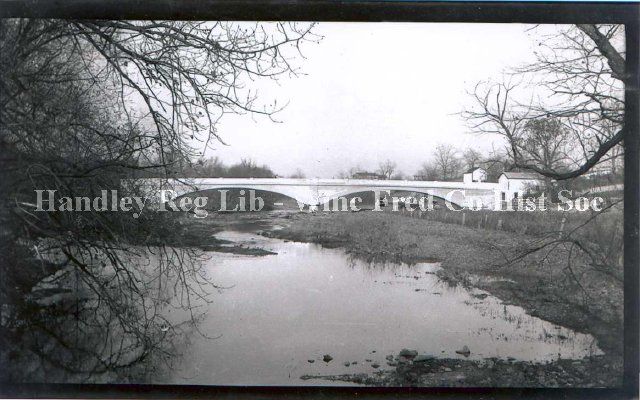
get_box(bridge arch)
[175,187,306,210]
[170,184,321,207]
[316,187,465,209]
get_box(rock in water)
[455,345,471,357]
[343,362,350,367]
[414,354,436,363]
[399,349,419,359]
[323,354,333,363]
[307,359,315,363]
[371,363,380,369]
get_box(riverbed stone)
[323,354,333,363]
[399,349,418,359]
[413,354,436,363]
[455,345,471,357]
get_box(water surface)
[162,230,601,386]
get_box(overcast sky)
[203,23,554,178]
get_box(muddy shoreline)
[259,213,622,350]
[300,353,619,387]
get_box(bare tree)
[0,19,316,381]
[1,20,318,173]
[462,148,483,171]
[479,148,513,181]
[338,165,363,179]
[202,156,228,177]
[227,158,275,178]
[432,144,462,180]
[520,118,573,172]
[376,159,397,180]
[462,24,625,180]
[415,162,440,181]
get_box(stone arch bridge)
[127,178,499,209]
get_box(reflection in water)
[161,231,601,386]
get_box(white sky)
[203,23,556,178]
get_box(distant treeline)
[133,157,278,179]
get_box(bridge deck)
[136,177,498,190]
[129,177,500,208]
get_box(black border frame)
[0,1,638,399]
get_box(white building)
[497,172,545,203]
[463,167,487,184]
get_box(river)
[159,228,601,386]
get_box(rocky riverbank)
[300,348,620,387]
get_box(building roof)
[465,167,485,174]
[501,171,543,180]
[352,171,384,179]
